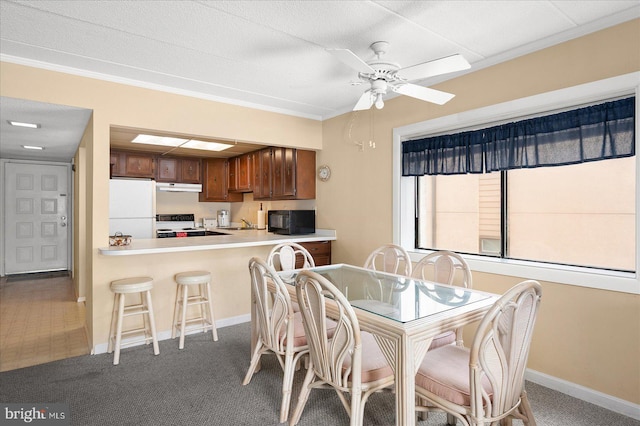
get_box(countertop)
[99,228,336,256]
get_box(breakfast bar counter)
[99,229,336,256]
[93,229,336,354]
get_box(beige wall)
[1,19,638,406]
[318,20,640,405]
[0,62,322,353]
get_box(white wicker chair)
[363,244,413,276]
[243,257,309,423]
[267,242,315,311]
[415,280,542,426]
[412,250,472,348]
[267,242,315,272]
[290,270,395,426]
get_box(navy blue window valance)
[402,96,635,176]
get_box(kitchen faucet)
[241,218,254,228]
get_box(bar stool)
[172,271,219,349]
[107,276,160,365]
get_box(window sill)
[408,249,639,295]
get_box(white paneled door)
[4,162,70,275]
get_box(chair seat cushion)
[286,313,337,347]
[416,345,492,406]
[428,330,456,350]
[291,312,307,347]
[342,331,394,383]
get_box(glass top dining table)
[278,263,493,323]
[275,263,499,426]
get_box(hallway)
[0,272,89,372]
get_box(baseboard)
[525,369,640,421]
[92,314,251,355]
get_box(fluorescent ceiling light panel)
[131,134,233,151]
[22,145,44,150]
[182,140,233,151]
[132,134,188,147]
[9,120,40,128]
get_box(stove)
[156,214,206,238]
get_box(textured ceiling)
[1,0,638,161]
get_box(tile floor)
[0,272,89,372]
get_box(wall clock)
[318,165,331,182]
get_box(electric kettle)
[217,210,229,227]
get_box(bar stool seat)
[172,271,219,349]
[107,276,159,365]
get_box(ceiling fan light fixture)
[329,41,469,110]
[374,93,384,109]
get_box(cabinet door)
[299,241,331,267]
[272,147,289,198]
[228,157,239,191]
[253,148,272,199]
[110,151,124,177]
[156,157,179,182]
[236,153,253,191]
[281,148,296,197]
[292,149,316,200]
[124,152,155,178]
[200,158,242,202]
[180,158,201,183]
[272,148,312,199]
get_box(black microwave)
[268,210,316,235]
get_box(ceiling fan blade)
[392,83,455,105]
[327,48,375,74]
[397,54,470,81]
[353,91,374,111]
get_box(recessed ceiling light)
[9,120,40,129]
[182,140,233,152]
[22,145,45,150]
[132,134,188,147]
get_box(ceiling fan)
[327,41,470,111]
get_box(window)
[393,73,640,294]
[416,156,635,271]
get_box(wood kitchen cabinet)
[298,241,331,267]
[199,158,242,202]
[110,150,155,178]
[110,151,124,177]
[253,148,273,199]
[180,158,201,183]
[253,147,316,200]
[156,156,201,183]
[156,157,178,182]
[228,152,253,192]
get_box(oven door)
[156,231,176,238]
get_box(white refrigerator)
[109,179,156,239]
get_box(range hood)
[156,182,202,193]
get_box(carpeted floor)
[0,322,638,426]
